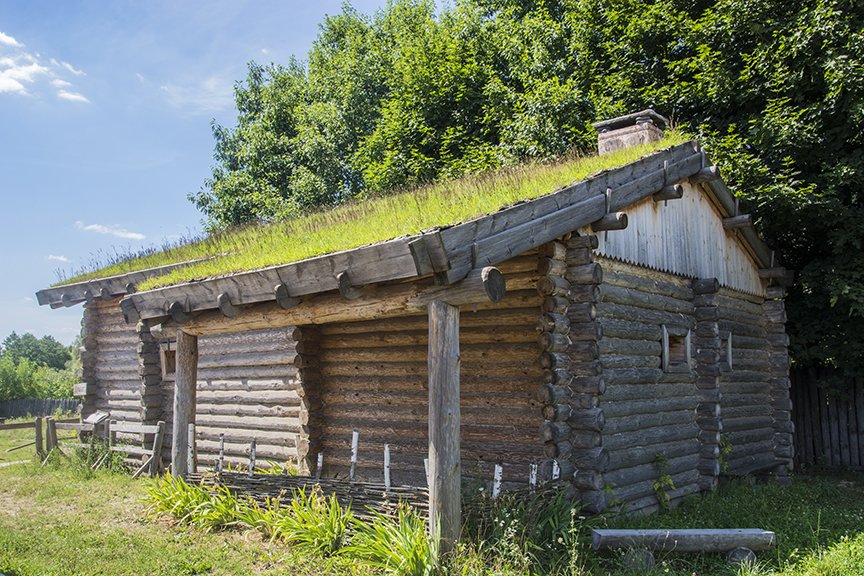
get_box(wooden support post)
[34,417,43,459]
[428,300,461,553]
[171,330,197,477]
[46,418,57,453]
[187,423,197,474]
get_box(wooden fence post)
[34,417,43,459]
[171,331,197,477]
[427,300,461,553]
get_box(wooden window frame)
[159,341,177,378]
[661,325,692,372]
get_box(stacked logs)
[564,235,607,512]
[293,326,323,476]
[138,319,164,430]
[78,303,99,417]
[535,235,607,513]
[764,288,793,479]
[692,278,722,491]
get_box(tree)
[2,332,71,370]
[193,0,864,378]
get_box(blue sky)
[0,0,389,345]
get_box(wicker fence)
[792,368,864,470]
[0,398,79,420]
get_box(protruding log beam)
[692,277,720,295]
[337,271,364,300]
[274,283,301,309]
[99,287,112,300]
[427,300,461,554]
[690,165,720,183]
[591,212,628,232]
[217,293,240,318]
[409,266,505,308]
[723,214,752,230]
[120,298,141,324]
[149,323,176,341]
[169,301,190,324]
[653,184,684,202]
[171,331,198,478]
[758,267,788,281]
[125,282,136,294]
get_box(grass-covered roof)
[55,133,686,292]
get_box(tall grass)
[344,507,438,576]
[56,134,687,289]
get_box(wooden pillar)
[427,300,461,553]
[171,330,198,477]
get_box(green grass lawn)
[56,133,687,290]
[1,421,862,576]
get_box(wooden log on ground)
[591,529,775,553]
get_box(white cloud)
[57,89,89,103]
[59,60,85,76]
[135,72,145,83]
[0,33,88,101]
[75,221,146,241]
[0,32,22,48]
[261,48,269,55]
[159,74,234,113]
[47,255,70,262]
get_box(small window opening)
[160,341,176,378]
[662,325,691,371]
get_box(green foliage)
[652,453,676,510]
[266,487,352,557]
[343,507,438,576]
[1,332,70,371]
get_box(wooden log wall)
[693,278,721,491]
[536,235,607,512]
[716,288,776,474]
[314,252,546,489]
[294,326,322,475]
[80,299,143,426]
[160,328,301,469]
[764,291,793,475]
[595,258,701,514]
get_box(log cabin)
[36,111,793,544]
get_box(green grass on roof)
[59,133,688,291]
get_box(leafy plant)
[343,506,438,576]
[652,454,676,511]
[268,486,352,556]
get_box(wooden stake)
[150,421,165,476]
[217,433,225,472]
[248,439,257,477]
[552,459,561,480]
[34,417,43,459]
[316,452,323,480]
[187,423,197,474]
[171,330,197,477]
[383,444,391,493]
[427,300,461,553]
[492,464,503,498]
[350,430,359,481]
[529,463,538,491]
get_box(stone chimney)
[593,109,668,155]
